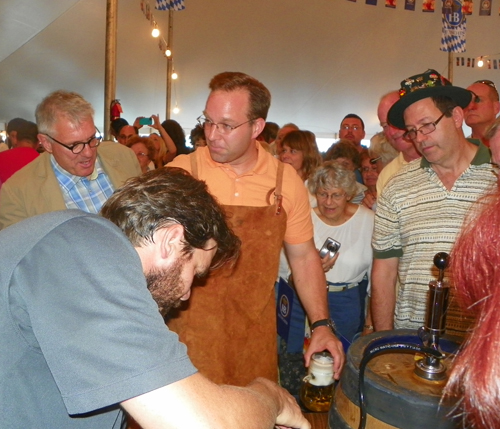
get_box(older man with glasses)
[464,79,500,146]
[371,69,497,338]
[0,90,141,229]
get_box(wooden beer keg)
[329,329,461,429]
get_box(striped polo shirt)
[373,140,496,336]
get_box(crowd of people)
[1,69,500,428]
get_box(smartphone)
[319,237,341,259]
[139,117,153,126]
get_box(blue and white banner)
[156,0,185,11]
[440,0,467,53]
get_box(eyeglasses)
[340,125,362,131]
[360,166,378,173]
[316,191,346,201]
[403,113,446,141]
[44,128,102,154]
[197,115,255,135]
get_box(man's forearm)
[285,239,345,372]
[288,248,328,322]
[122,373,310,429]
[371,257,398,331]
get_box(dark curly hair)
[100,167,240,270]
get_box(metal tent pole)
[104,0,118,140]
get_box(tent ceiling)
[0,0,79,63]
[1,0,498,141]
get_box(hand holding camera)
[319,237,341,272]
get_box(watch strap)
[310,318,335,333]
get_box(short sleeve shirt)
[372,141,496,334]
[1,210,197,428]
[168,142,313,244]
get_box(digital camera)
[319,237,341,259]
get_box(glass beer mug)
[300,351,335,412]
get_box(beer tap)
[414,252,449,381]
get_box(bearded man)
[1,168,309,429]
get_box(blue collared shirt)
[51,155,115,214]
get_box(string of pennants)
[347,0,498,15]
[456,57,500,68]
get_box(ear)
[452,106,464,128]
[251,118,266,140]
[9,131,18,147]
[38,134,53,153]
[494,101,500,116]
[155,223,186,263]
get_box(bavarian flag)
[440,0,467,53]
[156,0,185,11]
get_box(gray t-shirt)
[1,210,196,428]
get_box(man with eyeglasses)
[371,69,496,337]
[464,79,500,146]
[338,113,366,153]
[167,71,344,387]
[0,90,141,229]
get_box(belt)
[327,281,359,292]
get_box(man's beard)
[145,257,189,317]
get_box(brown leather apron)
[167,157,287,386]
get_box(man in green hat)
[371,69,497,336]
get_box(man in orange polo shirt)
[167,71,344,386]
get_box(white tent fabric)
[1,0,499,140]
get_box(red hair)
[444,184,500,428]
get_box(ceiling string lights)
[455,53,500,70]
[151,21,160,37]
[475,54,500,68]
[140,0,180,115]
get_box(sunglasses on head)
[471,80,499,102]
[474,79,497,89]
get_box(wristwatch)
[310,318,336,334]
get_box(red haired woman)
[445,185,500,428]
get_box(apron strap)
[274,160,284,215]
[275,160,284,196]
[190,152,199,180]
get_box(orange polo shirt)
[168,141,312,244]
